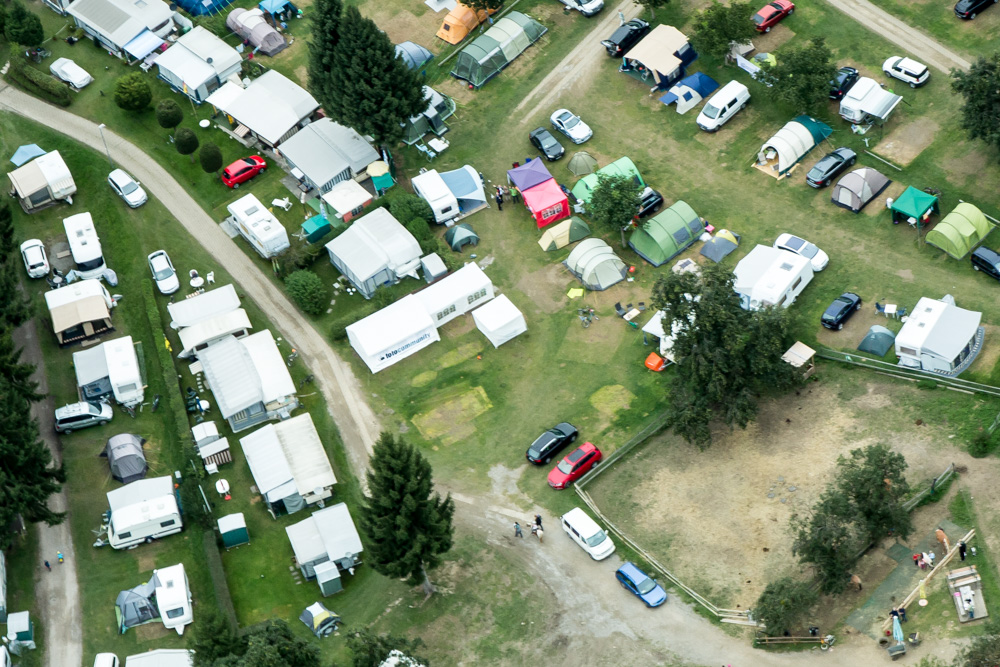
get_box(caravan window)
[900,347,917,356]
[160,520,176,528]
[118,383,137,394]
[118,531,131,539]
[165,607,186,619]
[792,277,802,291]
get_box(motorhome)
[153,563,193,635]
[839,77,903,124]
[63,213,107,279]
[105,476,183,549]
[226,194,290,259]
[733,245,814,311]
[410,170,459,224]
[73,336,145,406]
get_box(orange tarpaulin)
[436,4,490,45]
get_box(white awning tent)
[414,262,494,327]
[124,30,165,60]
[346,297,441,373]
[177,309,251,358]
[205,70,315,146]
[167,284,240,329]
[472,294,526,348]
[285,502,364,578]
[324,208,422,298]
[640,309,695,361]
[7,151,76,211]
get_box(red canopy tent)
[522,178,569,228]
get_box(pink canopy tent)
[522,178,569,228]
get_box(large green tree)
[752,576,818,636]
[955,621,1000,667]
[792,490,863,594]
[759,37,838,114]
[587,173,641,247]
[0,204,30,328]
[362,432,455,595]
[325,8,425,145]
[5,1,43,47]
[836,444,912,544]
[307,0,343,110]
[346,629,428,667]
[200,620,320,667]
[952,53,1000,159]
[113,72,153,112]
[650,263,800,448]
[191,611,241,667]
[464,0,502,13]
[690,1,757,59]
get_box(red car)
[547,442,602,489]
[753,0,794,32]
[221,156,266,188]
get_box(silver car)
[54,401,113,433]
[148,250,180,295]
[108,169,148,208]
[550,109,593,144]
[20,239,49,278]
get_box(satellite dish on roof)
[207,57,214,64]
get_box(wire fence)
[815,349,1000,398]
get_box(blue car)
[615,562,667,607]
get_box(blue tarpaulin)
[124,30,164,60]
[10,144,45,166]
[173,0,233,16]
[259,0,292,13]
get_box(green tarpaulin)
[450,12,547,88]
[571,157,645,205]
[925,202,990,259]
[628,200,703,267]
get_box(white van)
[561,507,616,560]
[63,213,107,279]
[94,653,119,667]
[696,81,750,132]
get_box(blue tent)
[10,144,45,166]
[658,72,718,108]
[259,0,293,13]
[173,0,232,16]
[395,41,433,70]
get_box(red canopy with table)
[521,178,570,228]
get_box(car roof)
[20,239,43,250]
[109,169,134,185]
[56,401,97,417]
[618,562,648,581]
[150,253,170,267]
[896,57,926,71]
[974,246,1000,262]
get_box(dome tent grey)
[450,12,547,89]
[102,433,148,484]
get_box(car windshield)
[702,103,722,119]
[561,115,579,129]
[120,180,138,195]
[799,243,818,259]
[86,401,102,415]
[151,257,173,280]
[834,71,850,86]
[635,575,657,595]
[585,530,608,547]
[752,13,765,24]
[556,459,574,474]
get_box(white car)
[882,56,930,88]
[557,0,604,16]
[774,233,829,272]
[550,109,593,144]
[108,169,148,208]
[147,250,180,295]
[49,58,93,89]
[20,239,49,278]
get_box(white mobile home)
[105,476,182,549]
[839,77,903,124]
[285,503,364,596]
[346,296,441,373]
[66,0,173,60]
[324,208,422,299]
[733,245,813,310]
[155,27,241,103]
[414,262,494,327]
[73,335,145,406]
[895,296,984,375]
[44,278,115,345]
[278,118,380,194]
[410,169,460,224]
[226,193,290,258]
[167,284,240,329]
[63,212,107,280]
[7,151,76,213]
[205,70,318,148]
[125,650,193,667]
[177,309,251,358]
[153,563,192,635]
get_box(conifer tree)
[307,0,342,110]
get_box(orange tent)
[645,352,666,372]
[436,4,490,44]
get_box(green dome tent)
[445,223,480,251]
[857,325,895,357]
[628,201,704,267]
[538,216,590,251]
[571,156,645,205]
[450,12,547,89]
[925,202,992,259]
[567,152,598,176]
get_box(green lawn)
[865,0,1000,60]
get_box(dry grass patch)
[412,386,493,444]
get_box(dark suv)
[526,423,578,465]
[821,292,862,330]
[972,247,1000,282]
[638,187,663,218]
[601,19,650,57]
[829,66,859,100]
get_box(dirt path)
[515,0,639,124]
[12,318,83,667]
[824,0,970,73]
[0,83,382,486]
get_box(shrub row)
[5,57,71,107]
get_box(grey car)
[54,401,113,433]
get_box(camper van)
[561,507,616,560]
[226,194,291,259]
[63,213,107,279]
[154,563,193,635]
[839,77,903,124]
[410,170,459,224]
[105,476,183,549]
[696,81,750,132]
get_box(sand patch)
[441,315,476,338]
[896,268,914,282]
[968,324,1000,374]
[589,384,634,415]
[516,263,574,314]
[752,25,796,53]
[438,342,482,369]
[876,117,940,167]
[135,622,171,641]
[412,386,493,445]
[360,7,438,47]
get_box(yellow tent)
[436,4,489,45]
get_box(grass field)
[865,0,1000,59]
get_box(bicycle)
[298,374,315,389]
[820,635,836,650]
[120,403,136,418]
[577,308,598,328]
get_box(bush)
[329,303,377,342]
[113,72,152,111]
[5,53,71,106]
[285,270,329,316]
[156,99,184,135]
[753,577,818,636]
[175,127,199,161]
[405,217,433,245]
[969,430,998,458]
[199,142,223,175]
[5,2,43,47]
[391,193,434,225]
[283,242,324,271]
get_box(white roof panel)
[346,296,437,357]
[239,330,295,405]
[239,423,295,499]
[167,284,240,328]
[313,502,363,561]
[107,476,174,512]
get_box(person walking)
[535,514,543,529]
[899,605,907,622]
[514,522,523,538]
[530,524,538,538]
[928,551,936,567]
[959,541,967,561]
[913,553,921,567]
[43,560,51,572]
[850,573,863,591]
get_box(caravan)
[410,170,459,224]
[154,564,193,635]
[733,245,814,311]
[839,77,903,124]
[63,213,107,279]
[105,476,183,549]
[226,194,291,258]
[73,335,145,406]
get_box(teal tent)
[628,201,703,267]
[571,157,645,205]
[219,513,249,549]
[302,215,332,244]
[858,325,895,357]
[451,12,547,88]
[444,223,479,251]
[891,186,939,226]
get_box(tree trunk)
[421,564,436,597]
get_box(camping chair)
[638,302,646,311]
[875,302,885,316]
[896,306,907,320]
[615,302,627,318]
[626,303,633,311]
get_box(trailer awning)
[124,30,164,60]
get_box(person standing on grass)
[512,186,520,204]
[959,541,967,561]
[514,522,523,538]
[899,605,907,622]
[495,193,503,211]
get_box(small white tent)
[472,295,526,348]
[414,262,494,327]
[324,208,422,298]
[346,297,441,373]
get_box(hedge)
[5,56,72,107]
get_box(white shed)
[324,208,421,298]
[733,245,813,310]
[346,296,440,373]
[895,297,983,375]
[414,262,494,327]
[472,294,526,348]
[226,193,291,258]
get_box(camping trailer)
[839,77,903,124]
[153,563,193,635]
[226,193,291,258]
[895,296,983,375]
[73,335,145,406]
[411,170,460,224]
[733,245,814,310]
[105,476,183,549]
[7,151,76,213]
[44,278,115,345]
[63,213,107,280]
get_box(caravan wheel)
[145,537,153,544]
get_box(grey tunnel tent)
[115,579,158,633]
[858,325,896,357]
[226,8,287,56]
[831,167,892,213]
[102,434,148,484]
[564,238,628,291]
[450,12,547,88]
[444,223,479,251]
[395,41,433,70]
[700,229,741,263]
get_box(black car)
[600,19,650,57]
[955,0,995,19]
[529,127,565,161]
[638,187,663,218]
[971,246,1000,282]
[806,147,856,188]
[821,292,862,330]
[829,66,859,100]
[526,422,578,464]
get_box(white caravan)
[410,170,459,224]
[105,476,182,549]
[63,213,107,279]
[226,193,291,258]
[154,563,193,635]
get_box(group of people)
[889,606,908,623]
[912,551,936,570]
[492,184,520,211]
[514,514,544,543]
